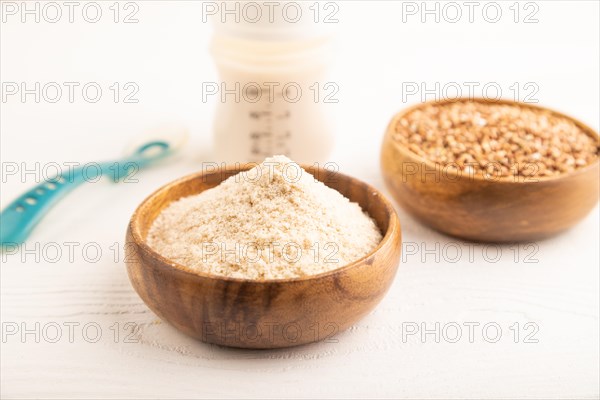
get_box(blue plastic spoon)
[0,140,176,246]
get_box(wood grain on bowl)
[125,166,402,349]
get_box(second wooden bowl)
[125,166,401,349]
[381,98,599,242]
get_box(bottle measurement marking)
[249,92,291,160]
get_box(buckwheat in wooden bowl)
[125,166,401,349]
[381,98,599,242]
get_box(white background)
[1,1,599,398]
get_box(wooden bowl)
[381,98,599,242]
[125,166,401,349]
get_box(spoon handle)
[0,167,91,246]
[0,141,172,247]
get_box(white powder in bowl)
[147,155,383,280]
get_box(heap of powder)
[147,156,382,280]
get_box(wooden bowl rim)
[384,97,600,185]
[128,165,401,283]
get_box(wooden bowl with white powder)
[125,157,401,349]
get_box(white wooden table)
[1,1,599,398]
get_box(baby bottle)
[209,1,335,164]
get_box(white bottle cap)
[210,1,335,41]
